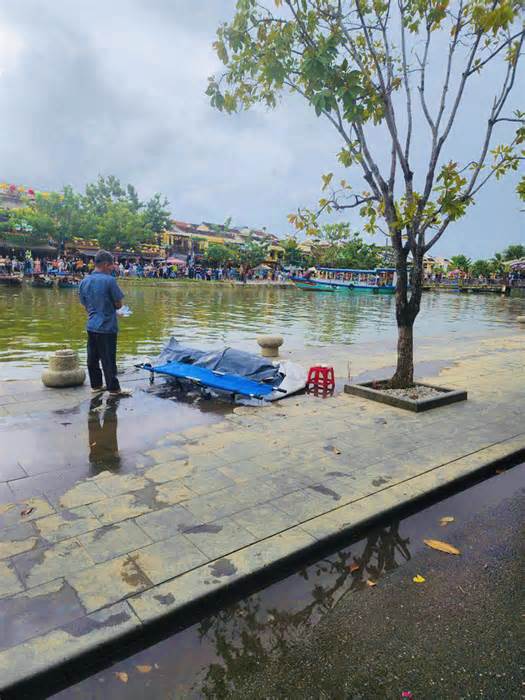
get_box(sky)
[0,0,523,259]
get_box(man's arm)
[109,278,124,309]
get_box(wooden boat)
[31,274,54,288]
[0,274,23,287]
[57,275,80,289]
[292,267,396,294]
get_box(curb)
[1,434,524,696]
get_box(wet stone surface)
[0,332,523,690]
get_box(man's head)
[94,250,114,274]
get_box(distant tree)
[4,206,55,247]
[210,0,524,388]
[83,175,128,216]
[490,251,507,274]
[450,255,472,272]
[238,236,269,269]
[95,201,151,251]
[470,259,492,277]
[143,193,171,235]
[310,223,382,269]
[206,243,238,266]
[32,186,92,249]
[502,243,525,260]
[281,237,306,266]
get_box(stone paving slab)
[0,333,523,691]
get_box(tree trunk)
[388,244,424,389]
[390,322,414,388]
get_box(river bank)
[0,330,523,692]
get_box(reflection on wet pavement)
[50,464,524,700]
[0,381,229,501]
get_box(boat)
[0,274,23,287]
[290,277,336,292]
[292,267,396,294]
[31,274,54,288]
[57,275,80,289]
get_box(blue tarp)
[145,361,275,399]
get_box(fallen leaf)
[332,447,341,455]
[348,563,360,573]
[366,579,377,587]
[20,507,35,517]
[413,574,426,583]
[136,665,152,674]
[495,469,505,475]
[439,516,455,526]
[115,672,128,683]
[424,538,460,555]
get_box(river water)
[0,281,522,379]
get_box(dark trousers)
[87,331,120,392]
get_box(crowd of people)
[0,251,291,282]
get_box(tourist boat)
[31,274,54,288]
[57,275,80,289]
[292,267,396,294]
[0,274,23,287]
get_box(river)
[0,281,522,379]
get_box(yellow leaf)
[366,579,377,587]
[439,516,455,526]
[413,574,426,583]
[136,665,152,674]
[423,538,460,555]
[115,672,128,683]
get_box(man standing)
[79,250,130,397]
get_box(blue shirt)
[79,272,124,334]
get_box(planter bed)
[344,380,467,412]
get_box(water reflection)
[196,522,411,698]
[87,396,121,470]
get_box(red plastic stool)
[306,365,335,391]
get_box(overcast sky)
[0,0,523,258]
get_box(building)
[423,255,452,276]
[162,220,284,264]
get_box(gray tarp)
[156,338,284,387]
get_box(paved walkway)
[0,331,524,691]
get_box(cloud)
[0,0,522,257]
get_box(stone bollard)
[42,349,86,388]
[256,335,283,358]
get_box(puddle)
[47,463,524,700]
[0,379,230,486]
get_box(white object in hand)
[117,305,133,317]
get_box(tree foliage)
[237,236,270,268]
[310,223,383,268]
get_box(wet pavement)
[0,332,524,692]
[39,462,525,700]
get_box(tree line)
[0,175,171,251]
[447,245,525,277]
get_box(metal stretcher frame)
[138,361,280,400]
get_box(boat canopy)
[317,267,395,274]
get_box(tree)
[205,243,238,266]
[502,243,525,259]
[4,206,56,247]
[209,0,524,387]
[470,258,492,277]
[281,236,307,266]
[450,255,472,272]
[32,187,92,250]
[310,223,382,268]
[95,201,151,251]
[237,236,270,268]
[490,251,506,274]
[143,193,171,235]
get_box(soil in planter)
[372,382,448,401]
